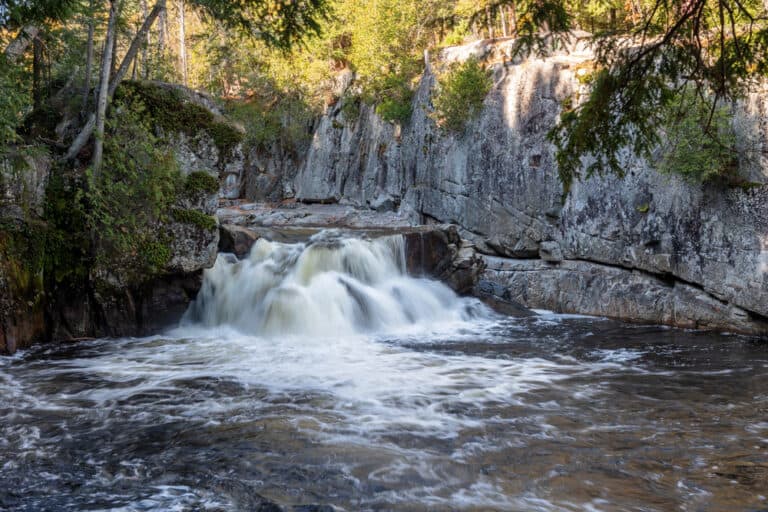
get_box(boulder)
[219,224,260,258]
[403,225,485,295]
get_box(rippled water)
[1,313,767,511]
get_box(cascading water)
[184,230,487,336]
[1,231,767,511]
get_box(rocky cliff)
[278,38,768,335]
[0,82,236,354]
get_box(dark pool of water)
[1,314,767,511]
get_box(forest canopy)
[2,0,768,185]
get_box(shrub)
[432,57,493,132]
[658,91,738,183]
[367,70,416,124]
[224,90,314,155]
[85,97,183,282]
[185,171,219,196]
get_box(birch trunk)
[500,6,508,37]
[64,0,167,162]
[92,0,119,173]
[158,6,167,53]
[178,0,187,86]
[82,0,95,111]
[141,0,149,78]
[33,35,43,110]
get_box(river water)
[1,233,767,511]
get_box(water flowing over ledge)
[184,231,488,336]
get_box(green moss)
[185,171,219,196]
[205,121,244,157]
[737,181,764,191]
[0,219,47,304]
[115,81,243,157]
[172,208,217,231]
[141,238,173,273]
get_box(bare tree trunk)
[178,0,187,86]
[33,35,43,110]
[140,0,149,78]
[109,0,165,95]
[109,2,122,80]
[510,3,518,35]
[158,6,167,54]
[131,44,138,79]
[4,25,40,63]
[486,6,494,39]
[500,6,508,37]
[64,0,166,162]
[82,0,95,111]
[93,1,119,173]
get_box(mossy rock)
[172,208,217,231]
[185,171,219,196]
[0,218,47,304]
[115,81,244,157]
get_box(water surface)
[1,233,767,511]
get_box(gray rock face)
[0,150,51,219]
[0,150,51,354]
[219,223,260,258]
[277,39,768,334]
[171,131,246,200]
[479,257,768,335]
[402,225,486,295]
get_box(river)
[1,232,767,511]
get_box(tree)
[92,0,118,173]
[546,0,768,192]
[64,0,329,168]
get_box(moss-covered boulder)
[1,83,238,353]
[115,81,245,199]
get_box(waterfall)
[184,230,487,335]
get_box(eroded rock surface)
[280,39,768,334]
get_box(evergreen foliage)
[657,90,738,183]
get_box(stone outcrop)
[0,150,51,354]
[0,83,233,353]
[54,184,220,342]
[402,225,485,295]
[277,38,768,335]
[219,223,260,258]
[479,257,768,334]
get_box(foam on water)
[184,231,485,336]
[3,232,768,510]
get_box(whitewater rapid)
[183,230,488,336]
[3,231,766,511]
